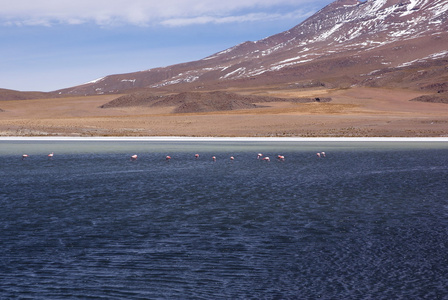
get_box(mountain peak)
[57,0,448,95]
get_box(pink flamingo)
[130,154,138,161]
[262,156,270,162]
[277,155,285,161]
[22,154,29,160]
[195,154,199,159]
[257,153,263,159]
[321,152,326,158]
[230,156,234,161]
[48,152,54,159]
[212,156,216,162]
[166,155,171,161]
[316,152,321,158]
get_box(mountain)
[0,88,52,101]
[56,0,448,96]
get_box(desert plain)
[0,86,447,137]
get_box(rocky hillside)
[410,91,448,103]
[100,91,330,113]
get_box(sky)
[0,0,333,92]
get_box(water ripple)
[1,146,447,299]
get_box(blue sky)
[0,0,333,92]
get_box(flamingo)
[321,152,326,158]
[22,154,29,160]
[230,156,234,161]
[195,154,199,159]
[212,156,216,162]
[48,152,54,159]
[130,154,138,161]
[166,155,171,161]
[316,152,321,158]
[262,156,270,162]
[257,153,263,159]
[277,155,285,161]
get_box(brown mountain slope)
[0,88,51,101]
[55,0,448,96]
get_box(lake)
[1,138,447,299]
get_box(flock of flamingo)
[132,153,283,162]
[21,152,327,161]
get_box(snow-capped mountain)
[57,0,448,95]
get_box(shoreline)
[1,136,448,142]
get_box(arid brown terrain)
[1,0,447,137]
[0,87,447,137]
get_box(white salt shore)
[0,136,447,142]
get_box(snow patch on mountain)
[221,67,247,79]
[85,77,105,85]
[397,50,448,68]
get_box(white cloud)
[0,0,320,27]
[161,10,312,26]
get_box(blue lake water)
[1,140,447,299]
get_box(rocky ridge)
[100,91,330,113]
